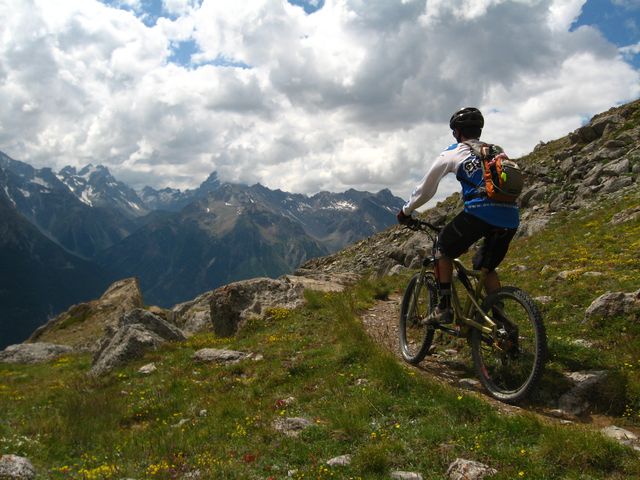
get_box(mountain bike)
[399,219,547,403]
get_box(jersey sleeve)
[402,148,459,215]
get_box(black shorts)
[437,211,517,272]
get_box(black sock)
[439,283,451,310]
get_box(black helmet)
[449,107,484,130]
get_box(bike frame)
[408,220,498,340]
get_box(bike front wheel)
[470,287,547,403]
[399,271,439,364]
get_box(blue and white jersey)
[402,142,519,229]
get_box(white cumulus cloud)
[0,0,638,205]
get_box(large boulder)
[27,278,146,352]
[209,277,306,337]
[584,289,640,320]
[0,343,73,364]
[173,291,216,336]
[0,455,36,479]
[90,309,186,376]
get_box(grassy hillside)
[1,277,639,479]
[498,186,640,419]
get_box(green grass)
[496,187,640,420]
[1,274,639,479]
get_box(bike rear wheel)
[399,272,438,364]
[470,287,547,403]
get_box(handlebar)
[403,218,441,233]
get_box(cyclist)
[397,107,519,324]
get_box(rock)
[539,265,555,276]
[446,458,497,480]
[516,215,550,238]
[119,309,185,341]
[90,325,165,377]
[0,343,73,364]
[209,277,306,337]
[272,417,313,437]
[582,271,603,278]
[556,269,582,281]
[574,124,599,143]
[138,362,157,375]
[557,370,610,416]
[534,296,553,305]
[458,378,481,390]
[173,291,216,336]
[388,264,408,276]
[90,309,186,376]
[0,455,36,480]
[601,426,640,451]
[391,472,423,480]
[27,277,146,351]
[571,339,594,348]
[192,348,251,364]
[601,176,633,194]
[610,206,640,225]
[603,158,630,175]
[591,113,623,136]
[584,289,640,320]
[326,455,352,467]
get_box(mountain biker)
[397,107,519,324]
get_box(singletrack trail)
[359,293,639,434]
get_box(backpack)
[461,140,524,203]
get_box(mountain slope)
[57,164,148,218]
[97,185,328,307]
[0,173,111,348]
[0,153,136,258]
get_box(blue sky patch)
[572,0,640,67]
[169,39,199,66]
[287,0,325,15]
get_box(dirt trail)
[360,293,640,434]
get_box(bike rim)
[476,293,541,398]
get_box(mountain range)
[0,153,403,347]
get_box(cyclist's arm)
[402,150,458,215]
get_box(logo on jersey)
[461,154,481,178]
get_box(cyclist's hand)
[397,209,413,225]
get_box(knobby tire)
[470,286,547,403]
[399,272,438,365]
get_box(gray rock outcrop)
[601,425,640,451]
[192,348,252,364]
[209,277,306,337]
[0,455,36,480]
[0,343,73,364]
[557,370,610,416]
[446,458,497,480]
[90,309,186,376]
[391,472,423,480]
[584,289,640,320]
[272,417,313,437]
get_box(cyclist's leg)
[432,212,485,323]
[472,227,517,294]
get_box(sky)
[0,0,638,205]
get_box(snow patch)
[80,187,94,206]
[18,188,31,198]
[31,176,51,189]
[3,186,16,206]
[323,200,357,211]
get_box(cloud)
[0,0,638,204]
